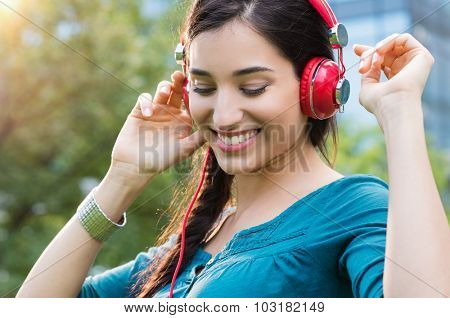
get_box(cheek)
[259,89,304,144]
[187,96,210,128]
[256,84,301,120]
[256,115,306,172]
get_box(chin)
[214,152,264,175]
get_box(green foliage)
[0,0,186,297]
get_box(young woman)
[17,0,449,298]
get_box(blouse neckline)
[197,174,349,262]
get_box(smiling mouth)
[210,128,262,152]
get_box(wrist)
[109,160,155,190]
[375,94,424,134]
[77,187,127,242]
[93,165,154,222]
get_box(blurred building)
[409,0,450,152]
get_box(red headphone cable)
[168,147,211,298]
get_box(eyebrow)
[189,66,274,78]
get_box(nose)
[212,90,244,131]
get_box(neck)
[233,138,338,220]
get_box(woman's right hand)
[110,70,206,181]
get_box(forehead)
[189,20,289,78]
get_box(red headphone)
[168,0,348,298]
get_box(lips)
[210,128,261,152]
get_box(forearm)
[15,213,103,298]
[379,99,450,297]
[16,166,153,297]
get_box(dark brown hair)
[132,0,338,297]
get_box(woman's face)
[188,19,308,175]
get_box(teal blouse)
[77,173,388,298]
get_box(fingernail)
[161,85,170,94]
[139,95,150,108]
[143,107,152,117]
[138,96,147,108]
[139,95,152,116]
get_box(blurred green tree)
[0,0,189,297]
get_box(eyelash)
[192,85,269,96]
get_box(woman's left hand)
[353,33,435,121]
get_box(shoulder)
[310,173,389,226]
[126,233,179,292]
[324,173,389,206]
[129,233,179,275]
[333,173,388,192]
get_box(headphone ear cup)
[182,77,191,117]
[299,57,340,120]
[300,57,323,118]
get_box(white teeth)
[217,129,259,145]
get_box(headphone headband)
[308,0,337,28]
[175,1,347,64]
[308,0,348,49]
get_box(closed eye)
[192,85,269,97]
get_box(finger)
[138,93,153,117]
[374,33,400,54]
[389,54,411,77]
[357,34,400,73]
[151,104,184,122]
[383,66,392,79]
[167,71,185,108]
[375,33,423,56]
[371,51,385,69]
[353,44,372,57]
[361,63,382,85]
[376,45,404,70]
[153,80,173,106]
[361,51,382,85]
[359,47,376,74]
